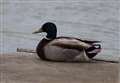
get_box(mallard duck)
[33,22,101,62]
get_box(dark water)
[0,0,120,61]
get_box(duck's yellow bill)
[32,28,43,34]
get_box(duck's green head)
[33,22,57,39]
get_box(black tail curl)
[86,44,101,59]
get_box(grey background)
[0,0,120,61]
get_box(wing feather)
[49,38,91,49]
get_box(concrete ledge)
[0,53,119,83]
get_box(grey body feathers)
[44,45,90,62]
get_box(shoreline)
[0,52,119,83]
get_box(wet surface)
[0,0,120,61]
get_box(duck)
[33,22,101,62]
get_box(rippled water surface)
[0,0,120,60]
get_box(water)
[0,0,120,61]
